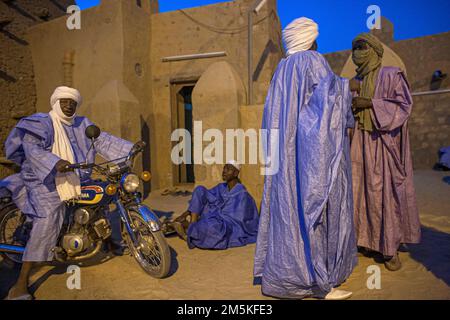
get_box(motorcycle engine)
[61,208,112,256]
[62,208,93,256]
[62,233,90,256]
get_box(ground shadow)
[442,176,450,185]
[167,247,179,277]
[408,226,450,286]
[25,256,119,296]
[0,259,20,299]
[28,264,67,296]
[357,226,450,286]
[253,276,262,286]
[0,248,119,299]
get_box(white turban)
[283,17,319,57]
[50,86,82,108]
[227,160,241,172]
[49,86,83,201]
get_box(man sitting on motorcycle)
[2,86,133,300]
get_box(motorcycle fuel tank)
[75,185,105,205]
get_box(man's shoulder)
[381,66,404,75]
[22,113,50,121]
[286,50,325,64]
[381,66,408,84]
[18,113,51,128]
[12,113,53,141]
[234,183,251,195]
[73,116,93,127]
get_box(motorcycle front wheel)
[123,209,171,279]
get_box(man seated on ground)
[167,161,259,250]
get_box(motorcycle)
[0,125,171,279]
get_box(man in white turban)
[3,86,134,299]
[167,161,260,250]
[254,18,357,300]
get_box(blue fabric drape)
[254,51,357,299]
[187,183,259,250]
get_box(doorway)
[170,80,197,185]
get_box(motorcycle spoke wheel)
[0,208,25,263]
[124,209,171,278]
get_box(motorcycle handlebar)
[67,141,146,172]
[67,163,95,170]
[128,141,146,160]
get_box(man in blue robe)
[169,161,259,250]
[438,146,450,170]
[253,17,357,300]
[2,86,133,299]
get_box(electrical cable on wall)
[178,9,276,35]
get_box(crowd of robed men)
[2,17,421,300]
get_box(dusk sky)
[75,0,450,53]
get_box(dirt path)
[1,170,449,300]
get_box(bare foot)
[174,211,190,223]
[7,285,32,300]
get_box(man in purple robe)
[349,33,421,271]
[2,86,133,299]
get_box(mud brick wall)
[0,0,74,178]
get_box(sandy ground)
[1,170,449,300]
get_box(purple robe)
[351,67,421,257]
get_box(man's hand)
[352,96,373,110]
[55,160,74,173]
[349,78,361,94]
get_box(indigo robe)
[187,183,259,250]
[351,67,421,257]
[439,146,450,169]
[253,51,357,299]
[2,113,133,261]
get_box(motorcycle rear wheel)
[0,204,25,264]
[123,209,171,278]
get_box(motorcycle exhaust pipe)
[0,243,25,254]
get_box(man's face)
[222,164,239,182]
[59,98,77,117]
[352,40,369,52]
[352,40,371,67]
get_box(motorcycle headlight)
[122,173,140,193]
